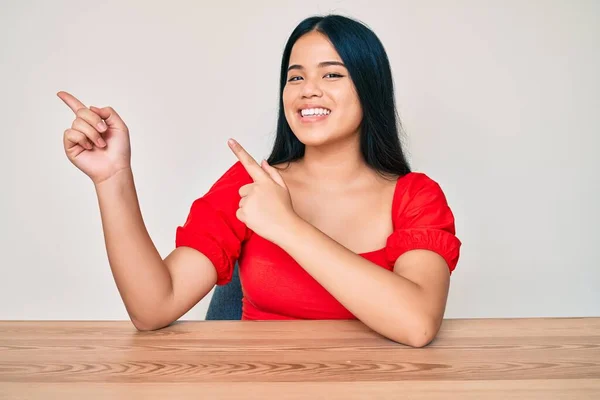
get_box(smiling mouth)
[297,109,331,123]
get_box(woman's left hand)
[228,138,299,245]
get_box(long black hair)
[267,14,411,178]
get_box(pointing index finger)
[228,139,268,182]
[57,91,87,114]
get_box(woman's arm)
[228,139,456,347]
[58,92,220,331]
[275,218,450,347]
[95,168,217,331]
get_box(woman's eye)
[287,73,344,82]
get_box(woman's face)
[283,31,363,147]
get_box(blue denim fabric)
[205,263,243,320]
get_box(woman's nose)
[301,78,323,98]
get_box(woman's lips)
[297,111,331,123]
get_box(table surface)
[1,318,599,399]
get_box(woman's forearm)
[277,217,437,347]
[94,168,173,327]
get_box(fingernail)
[97,137,106,147]
[97,121,107,131]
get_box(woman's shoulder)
[206,161,253,192]
[392,171,452,215]
[216,161,252,183]
[386,171,461,272]
[187,162,253,210]
[395,171,447,195]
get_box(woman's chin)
[293,131,333,147]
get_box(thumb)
[261,160,287,188]
[89,106,128,131]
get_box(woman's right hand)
[57,91,132,185]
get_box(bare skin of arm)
[229,139,453,348]
[58,91,217,331]
[94,168,217,331]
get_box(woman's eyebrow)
[287,61,346,72]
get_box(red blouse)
[176,162,461,320]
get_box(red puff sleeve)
[175,162,252,285]
[386,173,462,274]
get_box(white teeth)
[301,108,331,117]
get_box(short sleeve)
[175,162,252,285]
[385,173,462,274]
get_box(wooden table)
[1,318,599,399]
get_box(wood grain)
[0,318,598,399]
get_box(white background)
[2,0,598,321]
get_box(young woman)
[57,15,461,347]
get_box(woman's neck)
[297,137,373,187]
